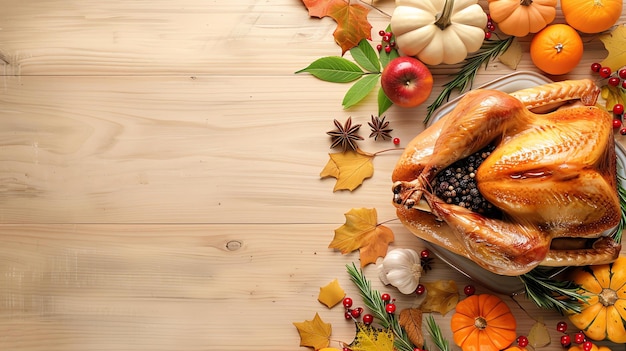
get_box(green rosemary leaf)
[424,36,515,124]
[519,267,587,314]
[616,174,626,244]
[346,263,415,351]
[425,315,451,351]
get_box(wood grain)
[0,0,624,350]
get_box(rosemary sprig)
[425,315,451,351]
[346,263,414,351]
[615,174,626,243]
[424,36,515,124]
[519,267,588,314]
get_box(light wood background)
[0,1,624,350]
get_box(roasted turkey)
[392,79,622,276]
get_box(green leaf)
[377,87,393,115]
[342,74,380,109]
[350,39,380,73]
[295,56,364,83]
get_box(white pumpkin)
[391,0,488,65]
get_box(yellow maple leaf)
[293,313,332,350]
[320,149,374,192]
[348,323,395,351]
[419,280,459,316]
[600,24,626,71]
[528,317,551,348]
[328,208,394,267]
[318,278,346,308]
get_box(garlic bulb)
[378,248,422,294]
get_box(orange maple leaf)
[329,208,394,267]
[293,313,332,350]
[301,0,373,54]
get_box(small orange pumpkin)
[530,24,583,75]
[561,0,622,34]
[487,0,557,37]
[568,256,626,343]
[451,294,517,351]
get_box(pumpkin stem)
[598,288,618,306]
[435,0,454,30]
[520,0,533,6]
[474,316,488,330]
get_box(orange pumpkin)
[487,0,557,37]
[568,256,626,343]
[451,294,517,351]
[530,24,583,75]
[561,0,622,34]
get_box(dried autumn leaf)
[601,85,626,111]
[318,278,346,308]
[293,313,332,350]
[328,1,372,54]
[498,37,522,70]
[420,280,459,316]
[528,317,551,348]
[320,149,374,192]
[348,322,395,351]
[398,308,424,348]
[301,0,373,54]
[599,24,626,71]
[329,208,394,267]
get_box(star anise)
[326,117,364,151]
[367,115,393,141]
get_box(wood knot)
[225,240,243,251]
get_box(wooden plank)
[0,223,579,351]
[0,74,416,224]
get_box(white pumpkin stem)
[435,0,455,30]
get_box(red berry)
[376,44,382,52]
[622,80,626,89]
[614,103,624,115]
[384,45,391,53]
[620,127,626,135]
[343,347,351,351]
[582,341,593,351]
[619,68,626,79]
[556,321,568,333]
[574,331,586,344]
[517,335,529,348]
[600,66,612,78]
[390,41,396,48]
[350,308,362,318]
[560,335,572,348]
[609,77,621,87]
[415,284,426,295]
[379,30,386,37]
[343,297,353,308]
[485,31,492,40]
[362,314,374,325]
[382,34,391,42]
[385,303,396,313]
[393,137,400,145]
[487,23,496,32]
[381,293,391,302]
[345,311,353,320]
[613,118,622,129]
[591,62,602,72]
[420,249,430,258]
[464,285,476,296]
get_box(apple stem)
[435,0,454,30]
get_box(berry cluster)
[376,29,396,54]
[591,63,626,89]
[342,297,369,322]
[484,14,497,40]
[556,320,597,350]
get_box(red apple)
[381,56,433,108]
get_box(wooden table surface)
[0,1,624,350]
